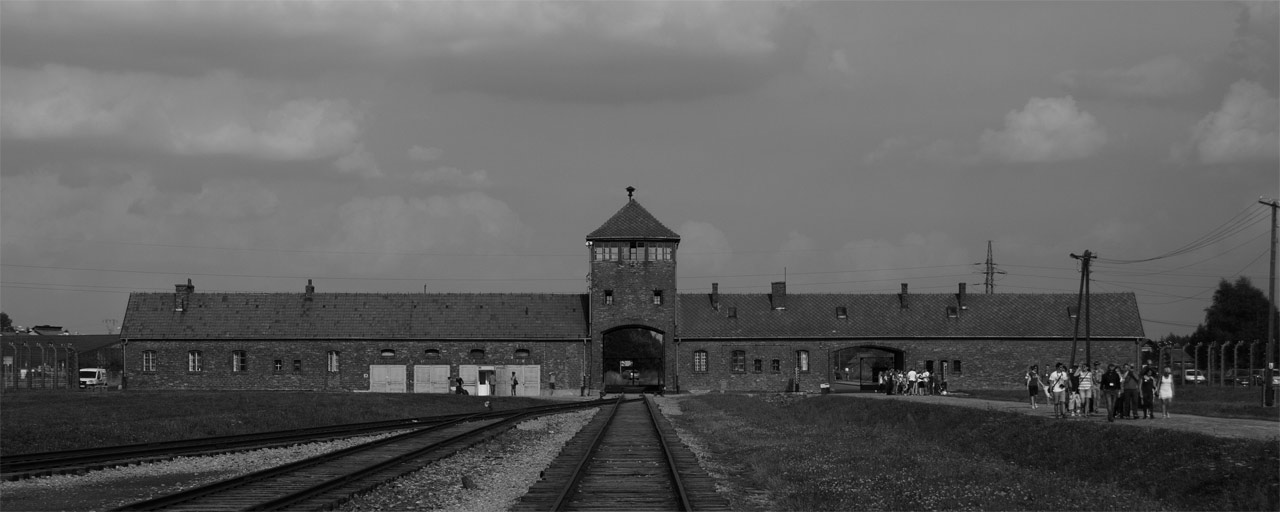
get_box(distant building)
[121,189,1148,395]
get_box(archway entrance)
[603,327,664,393]
[832,346,903,392]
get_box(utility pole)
[976,241,1006,294]
[1260,197,1277,406]
[1070,251,1094,367]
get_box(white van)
[79,368,109,389]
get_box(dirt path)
[833,392,1279,441]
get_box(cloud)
[409,145,443,162]
[677,221,733,275]
[1185,80,1279,164]
[409,167,492,189]
[1056,54,1205,101]
[980,97,1107,163]
[326,192,527,273]
[0,65,364,161]
[171,180,280,220]
[1229,1,1280,90]
[0,2,812,104]
[334,144,383,178]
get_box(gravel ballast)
[339,408,598,511]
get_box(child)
[1069,390,1082,417]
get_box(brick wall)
[589,256,678,392]
[673,338,1142,393]
[124,339,588,394]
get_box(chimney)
[899,283,909,309]
[305,279,315,301]
[174,278,194,312]
[711,283,720,310]
[957,283,967,310]
[771,281,787,310]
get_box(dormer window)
[728,306,737,319]
[1067,306,1079,319]
[836,306,848,319]
[946,306,959,318]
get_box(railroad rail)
[2,400,605,482]
[112,399,608,511]
[513,395,731,511]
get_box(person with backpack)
[1048,363,1069,418]
[510,371,519,396]
[1100,364,1122,422]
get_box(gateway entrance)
[833,347,903,392]
[602,327,664,393]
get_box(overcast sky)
[1,1,1277,338]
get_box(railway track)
[513,395,731,511]
[2,400,605,482]
[111,400,608,511]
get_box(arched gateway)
[602,326,665,392]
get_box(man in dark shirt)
[1121,364,1142,419]
[1100,364,1123,422]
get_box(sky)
[1,1,1277,339]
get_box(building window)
[293,359,302,373]
[604,289,614,305]
[771,359,781,373]
[594,244,619,261]
[380,349,396,357]
[273,359,283,372]
[946,306,959,318]
[652,290,664,305]
[424,349,441,359]
[693,350,708,373]
[141,350,157,372]
[469,349,486,360]
[728,307,737,319]
[626,241,642,261]
[187,350,203,372]
[954,360,962,374]
[796,350,809,372]
[753,359,763,373]
[1067,306,1079,319]
[327,351,340,372]
[231,350,247,372]
[836,306,848,319]
[731,350,746,373]
[925,360,934,373]
[514,349,531,359]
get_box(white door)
[369,365,406,393]
[459,365,479,395]
[520,365,541,396]
[413,365,451,393]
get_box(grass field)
[0,390,550,456]
[670,393,1279,511]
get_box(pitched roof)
[586,199,680,241]
[678,291,1145,339]
[121,293,589,340]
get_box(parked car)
[1179,369,1207,385]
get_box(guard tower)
[586,187,680,393]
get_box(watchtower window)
[652,290,664,305]
[627,241,642,261]
[594,244,619,261]
[604,289,614,305]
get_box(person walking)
[1120,364,1141,419]
[1048,363,1069,418]
[1076,363,1095,417]
[1140,367,1157,419]
[510,371,519,396]
[906,368,918,396]
[1157,366,1174,418]
[1026,365,1044,409]
[1100,364,1122,422]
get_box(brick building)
[120,189,1148,395]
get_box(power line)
[1096,203,1268,264]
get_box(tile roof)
[586,199,680,241]
[678,292,1146,339]
[121,293,590,340]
